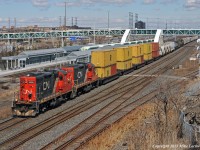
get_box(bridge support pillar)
[61,38,64,47]
[8,39,11,45]
[15,59,17,68]
[10,60,12,69]
[32,38,34,46]
[6,60,9,70]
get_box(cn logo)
[77,72,82,79]
[43,81,50,90]
[22,89,32,95]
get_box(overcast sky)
[0,0,200,29]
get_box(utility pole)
[8,18,10,29]
[64,1,67,29]
[146,18,148,29]
[108,11,110,44]
[72,17,73,27]
[93,22,96,44]
[108,11,110,29]
[14,18,16,28]
[59,16,62,28]
[75,17,77,26]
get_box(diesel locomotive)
[12,63,98,116]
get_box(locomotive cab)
[86,63,98,81]
[56,70,73,93]
[20,76,37,102]
[12,71,57,117]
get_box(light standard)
[93,20,96,44]
[108,11,110,44]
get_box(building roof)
[19,48,65,57]
[62,45,83,52]
[67,50,92,59]
[1,55,26,60]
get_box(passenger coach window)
[110,55,112,61]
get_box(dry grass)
[82,98,190,150]
[0,85,18,119]
[0,86,18,100]
[174,59,199,76]
[0,106,12,119]
[81,103,155,150]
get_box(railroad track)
[34,45,197,149]
[0,72,157,149]
[0,118,27,132]
[46,90,158,150]
[0,42,195,149]
[76,81,187,150]
[0,42,187,131]
[41,45,193,149]
[184,70,199,78]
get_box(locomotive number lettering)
[43,81,50,90]
[77,72,82,79]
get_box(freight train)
[12,36,198,117]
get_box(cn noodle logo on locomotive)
[43,81,50,90]
[22,89,32,95]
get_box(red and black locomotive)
[12,63,99,116]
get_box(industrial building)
[135,21,146,29]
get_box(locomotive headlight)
[28,94,32,99]
[15,98,18,102]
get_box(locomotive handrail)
[74,80,79,86]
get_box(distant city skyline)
[0,0,200,29]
